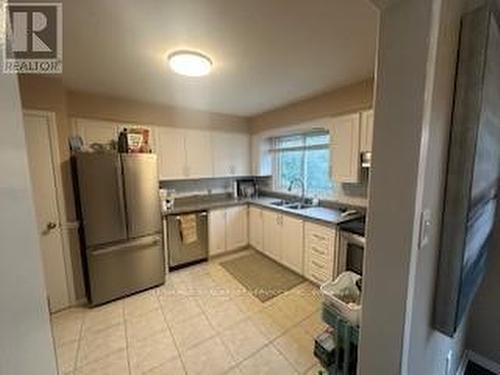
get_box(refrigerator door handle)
[115,158,127,232]
[92,236,161,256]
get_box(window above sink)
[271,131,333,198]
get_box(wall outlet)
[445,350,453,375]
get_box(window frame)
[271,130,332,197]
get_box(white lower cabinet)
[226,206,248,250]
[249,206,264,251]
[304,222,338,285]
[209,206,248,256]
[260,209,304,274]
[262,210,282,261]
[281,215,304,274]
[209,209,227,256]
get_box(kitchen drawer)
[308,252,333,275]
[307,241,331,260]
[307,265,331,285]
[305,223,334,252]
[306,223,332,241]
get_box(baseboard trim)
[74,297,88,307]
[456,351,469,375]
[466,350,500,374]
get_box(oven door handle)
[341,232,366,247]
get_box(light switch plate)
[418,209,432,249]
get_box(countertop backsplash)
[256,168,369,207]
[159,176,272,198]
[160,171,368,208]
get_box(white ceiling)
[61,0,378,116]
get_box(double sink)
[270,199,313,210]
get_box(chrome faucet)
[288,177,306,204]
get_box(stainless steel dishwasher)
[167,210,208,270]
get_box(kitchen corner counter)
[162,195,249,215]
[163,195,360,226]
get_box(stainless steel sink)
[285,203,313,210]
[270,200,312,210]
[270,200,294,207]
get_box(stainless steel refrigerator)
[73,152,164,305]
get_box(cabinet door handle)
[310,273,324,284]
[311,245,326,256]
[312,260,326,269]
[313,233,327,241]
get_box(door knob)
[46,222,58,231]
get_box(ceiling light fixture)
[167,50,212,77]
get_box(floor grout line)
[120,302,132,375]
[71,312,85,374]
[52,254,323,375]
[158,283,191,375]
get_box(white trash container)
[320,271,362,326]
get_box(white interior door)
[24,112,70,312]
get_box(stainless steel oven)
[338,231,365,275]
[337,217,366,276]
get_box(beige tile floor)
[51,250,328,375]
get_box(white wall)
[359,0,435,372]
[360,0,468,373]
[0,41,58,375]
[403,0,470,373]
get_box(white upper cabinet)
[329,113,361,183]
[251,135,272,176]
[212,132,250,177]
[156,127,186,180]
[73,118,118,148]
[184,129,214,178]
[74,118,250,180]
[360,110,374,153]
[156,127,214,180]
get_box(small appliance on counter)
[236,179,257,198]
[159,188,176,211]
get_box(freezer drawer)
[87,235,165,305]
[168,212,208,268]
